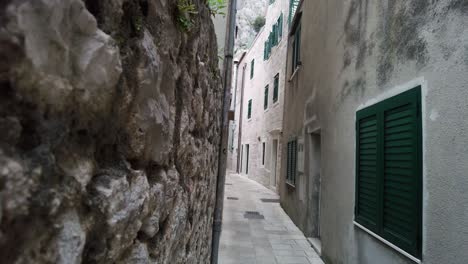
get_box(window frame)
[264,85,269,110]
[354,87,422,261]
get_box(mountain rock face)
[0,0,222,263]
[235,0,268,52]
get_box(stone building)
[228,0,290,191]
[279,0,468,264]
[0,0,223,263]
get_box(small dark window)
[264,85,269,110]
[273,74,279,103]
[247,99,252,119]
[355,87,422,259]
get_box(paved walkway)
[219,173,324,264]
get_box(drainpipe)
[236,63,246,173]
[211,0,236,263]
[229,61,239,154]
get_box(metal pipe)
[211,0,236,262]
[236,62,246,173]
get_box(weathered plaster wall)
[236,0,289,191]
[0,0,222,263]
[280,0,468,263]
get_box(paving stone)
[273,249,307,257]
[219,173,325,264]
[276,256,311,264]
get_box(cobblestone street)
[219,173,323,264]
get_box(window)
[262,142,266,165]
[264,85,269,110]
[286,139,297,185]
[355,87,422,259]
[269,0,275,4]
[250,59,255,79]
[273,74,279,103]
[292,21,301,71]
[247,99,252,119]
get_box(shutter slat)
[385,116,413,128]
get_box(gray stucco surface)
[279,1,468,264]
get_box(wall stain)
[448,0,468,13]
[343,0,370,70]
[377,0,430,86]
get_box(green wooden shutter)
[289,0,300,25]
[292,140,297,184]
[356,110,380,232]
[355,87,422,258]
[250,59,255,79]
[264,85,269,110]
[247,99,252,119]
[381,88,422,258]
[262,142,266,165]
[278,13,283,38]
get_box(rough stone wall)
[0,0,222,263]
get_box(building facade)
[280,0,468,264]
[228,0,290,191]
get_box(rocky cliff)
[235,0,267,53]
[0,0,222,263]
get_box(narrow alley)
[219,172,323,264]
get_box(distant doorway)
[308,131,322,240]
[271,139,278,188]
[245,144,249,174]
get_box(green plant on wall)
[207,0,226,17]
[253,16,266,33]
[177,0,198,31]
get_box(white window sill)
[289,66,301,82]
[272,101,279,108]
[353,221,421,264]
[286,181,296,188]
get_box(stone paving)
[219,172,324,264]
